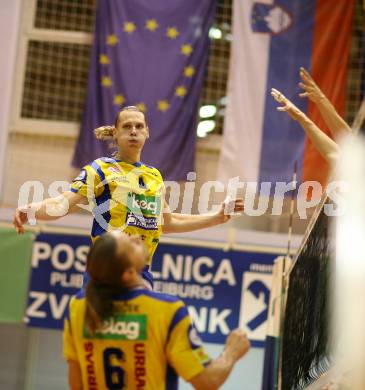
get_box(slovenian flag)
[218,0,355,188]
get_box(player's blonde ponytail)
[85,282,114,335]
[94,125,114,140]
[84,234,131,335]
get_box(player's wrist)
[297,114,311,126]
[212,210,225,225]
[314,93,328,105]
[221,346,239,366]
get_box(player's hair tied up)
[94,125,114,140]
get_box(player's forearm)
[315,96,352,137]
[190,350,236,390]
[298,116,340,165]
[162,213,221,234]
[29,197,71,221]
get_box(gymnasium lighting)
[197,120,216,138]
[199,105,217,118]
[209,27,222,39]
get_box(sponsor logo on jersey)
[125,212,158,231]
[108,167,120,174]
[84,314,147,340]
[106,167,129,183]
[127,193,161,216]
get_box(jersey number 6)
[103,347,126,389]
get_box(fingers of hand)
[271,93,280,103]
[270,90,279,100]
[298,82,309,91]
[234,201,244,212]
[300,67,312,81]
[14,225,24,234]
[14,211,22,227]
[272,93,284,104]
[271,88,286,102]
[234,205,244,211]
[226,199,244,215]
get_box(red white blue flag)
[218,0,355,188]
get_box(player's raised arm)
[299,67,352,137]
[162,199,244,234]
[189,329,250,390]
[13,191,88,234]
[271,88,340,165]
[166,298,250,389]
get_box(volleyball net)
[270,92,365,389]
[280,197,333,389]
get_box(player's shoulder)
[66,289,86,318]
[95,157,120,167]
[79,157,114,171]
[141,163,163,179]
[98,156,118,164]
[120,288,181,304]
[142,290,183,306]
[71,289,86,305]
[83,157,120,175]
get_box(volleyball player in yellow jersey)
[64,232,250,389]
[13,106,244,287]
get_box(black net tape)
[281,205,333,390]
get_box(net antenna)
[286,161,298,261]
[276,161,297,390]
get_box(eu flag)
[72,0,216,180]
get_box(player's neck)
[124,278,145,290]
[115,150,141,165]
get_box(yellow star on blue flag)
[146,19,159,31]
[183,66,195,78]
[175,86,187,97]
[106,34,118,46]
[181,44,193,56]
[114,94,125,105]
[166,27,179,39]
[99,54,110,65]
[124,22,136,34]
[101,76,112,87]
[157,100,170,112]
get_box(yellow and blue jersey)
[63,288,211,389]
[70,157,165,265]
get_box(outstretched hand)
[271,88,307,123]
[216,198,244,223]
[13,206,30,234]
[299,67,325,103]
